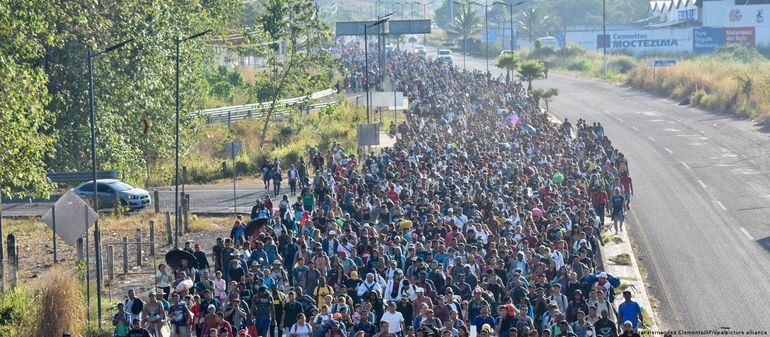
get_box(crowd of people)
[114,44,642,337]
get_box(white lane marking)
[647,136,656,142]
[697,179,707,189]
[664,148,673,154]
[632,126,639,131]
[663,128,681,132]
[615,117,624,123]
[649,119,665,122]
[681,162,691,170]
[715,200,727,211]
[740,227,755,241]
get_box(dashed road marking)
[664,148,673,154]
[647,136,656,142]
[740,227,755,241]
[632,126,640,131]
[697,179,707,189]
[615,117,624,123]
[715,200,727,211]
[681,162,691,170]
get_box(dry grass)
[610,253,632,266]
[626,48,770,119]
[35,267,86,337]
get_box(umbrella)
[532,208,543,218]
[175,279,194,292]
[245,218,268,237]
[522,124,537,134]
[164,249,197,270]
[507,113,519,126]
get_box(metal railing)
[193,88,338,125]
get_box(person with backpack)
[142,291,166,337]
[168,293,194,337]
[273,164,283,197]
[290,313,314,337]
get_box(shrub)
[0,288,37,336]
[609,56,637,74]
[35,267,86,337]
[566,58,590,72]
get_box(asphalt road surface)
[1,182,278,217]
[459,53,770,330]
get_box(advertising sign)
[693,27,725,53]
[725,27,756,46]
[388,20,431,34]
[335,21,376,36]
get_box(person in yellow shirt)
[313,277,334,306]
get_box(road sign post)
[652,59,676,81]
[225,142,241,215]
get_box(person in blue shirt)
[610,188,626,234]
[471,306,495,334]
[617,291,644,331]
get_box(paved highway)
[460,53,770,330]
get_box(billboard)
[564,28,693,54]
[388,20,431,34]
[336,21,376,36]
[357,124,380,146]
[725,27,756,46]
[693,27,725,53]
[693,27,755,53]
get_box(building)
[559,0,767,55]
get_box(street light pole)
[452,1,467,71]
[365,17,391,124]
[495,1,526,51]
[603,0,607,76]
[175,30,211,250]
[87,38,133,328]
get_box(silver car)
[72,179,151,210]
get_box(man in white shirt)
[381,301,405,336]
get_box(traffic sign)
[224,142,241,155]
[653,59,676,67]
[41,191,98,245]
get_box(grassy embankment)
[525,44,770,120]
[185,99,365,184]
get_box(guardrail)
[47,170,118,183]
[193,88,338,125]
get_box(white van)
[536,36,559,49]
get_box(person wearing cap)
[269,260,289,291]
[142,290,166,336]
[113,302,132,337]
[554,320,577,337]
[616,291,643,331]
[381,301,406,337]
[252,285,276,337]
[619,320,639,337]
[224,293,251,332]
[128,318,152,337]
[168,293,193,337]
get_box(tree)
[447,4,483,47]
[533,88,559,112]
[0,2,56,198]
[434,0,454,30]
[251,0,337,146]
[518,60,545,90]
[2,1,241,189]
[496,54,519,84]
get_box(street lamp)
[452,1,468,71]
[494,1,526,52]
[87,37,134,328]
[175,30,211,250]
[365,16,391,123]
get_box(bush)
[715,44,767,63]
[609,56,637,74]
[0,288,37,336]
[567,58,591,72]
[35,268,86,337]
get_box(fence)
[193,88,338,125]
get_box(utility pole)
[87,37,134,328]
[603,0,607,76]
